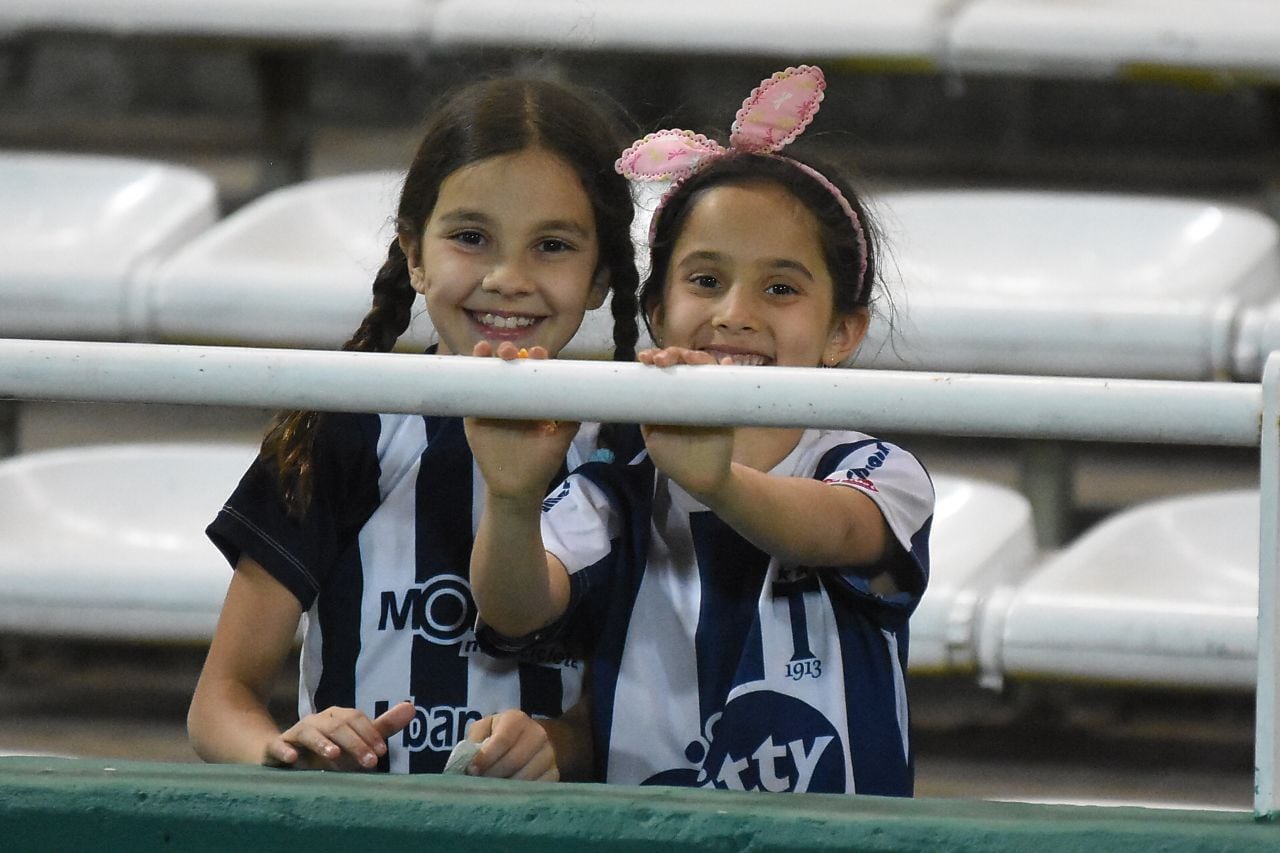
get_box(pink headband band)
[614,65,869,292]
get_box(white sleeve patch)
[540,475,618,576]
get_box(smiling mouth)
[704,350,770,366]
[471,312,540,330]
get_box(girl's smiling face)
[649,181,868,368]
[405,147,606,356]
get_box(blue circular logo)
[643,691,845,793]
[414,574,473,645]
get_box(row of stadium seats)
[6,151,1280,380]
[2,0,1277,84]
[0,150,1271,695]
[0,441,1258,692]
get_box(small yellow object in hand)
[517,348,530,358]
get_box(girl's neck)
[731,426,805,473]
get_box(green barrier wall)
[1,756,1275,852]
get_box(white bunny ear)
[614,129,726,182]
[729,65,827,153]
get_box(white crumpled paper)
[442,738,483,775]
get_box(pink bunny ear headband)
[615,65,869,290]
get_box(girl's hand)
[463,709,559,782]
[466,341,579,503]
[637,346,736,499]
[265,701,415,771]
[637,345,730,367]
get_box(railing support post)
[1257,351,1280,820]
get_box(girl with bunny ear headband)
[466,66,932,796]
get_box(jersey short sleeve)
[206,412,383,608]
[539,473,621,576]
[814,438,933,614]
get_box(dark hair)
[263,77,640,516]
[639,151,878,340]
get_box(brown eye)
[537,238,574,254]
[451,230,486,247]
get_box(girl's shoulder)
[788,428,923,476]
[313,410,383,447]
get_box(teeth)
[477,313,537,329]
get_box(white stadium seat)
[948,0,1280,80]
[0,152,218,341]
[977,490,1258,690]
[146,171,408,350]
[863,189,1280,379]
[431,0,953,62]
[0,0,440,44]
[0,443,258,642]
[910,474,1038,675]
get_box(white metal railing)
[0,337,1277,820]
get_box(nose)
[712,285,757,332]
[481,258,535,297]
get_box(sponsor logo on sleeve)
[542,481,572,513]
[825,441,892,492]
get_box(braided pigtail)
[595,192,642,462]
[340,238,416,355]
[260,238,416,518]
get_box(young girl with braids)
[466,67,933,795]
[187,76,641,780]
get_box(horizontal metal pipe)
[0,339,1264,447]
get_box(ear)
[647,299,665,348]
[586,267,610,311]
[823,307,870,367]
[398,234,427,295]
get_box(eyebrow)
[676,249,815,281]
[435,210,592,239]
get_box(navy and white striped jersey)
[207,411,591,773]
[537,429,932,795]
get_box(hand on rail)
[466,341,580,504]
[638,345,736,368]
[637,346,736,500]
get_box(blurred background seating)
[0,152,218,342]
[0,442,258,642]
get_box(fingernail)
[362,753,377,768]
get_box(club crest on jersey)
[773,567,825,682]
[642,692,846,793]
[377,573,474,645]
